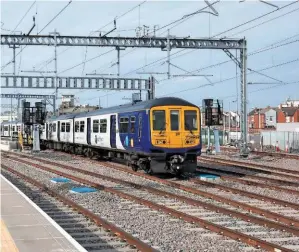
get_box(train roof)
[1,121,22,125]
[48,97,198,121]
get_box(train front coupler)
[168,154,185,174]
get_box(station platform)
[0,174,87,252]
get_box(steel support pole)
[17,95,20,121]
[240,39,248,156]
[117,47,120,77]
[54,29,58,116]
[167,30,170,79]
[228,102,231,143]
[12,45,16,122]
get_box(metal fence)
[201,128,299,153]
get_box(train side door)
[46,123,49,139]
[57,121,60,141]
[87,118,91,145]
[110,115,116,148]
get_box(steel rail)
[4,152,299,228]
[198,163,299,187]
[5,155,299,235]
[199,156,299,179]
[1,164,157,252]
[190,177,299,210]
[210,174,299,196]
[1,161,293,252]
[253,150,299,160]
[217,147,299,160]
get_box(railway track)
[199,155,299,178]
[1,166,155,252]
[2,151,299,251]
[217,147,299,160]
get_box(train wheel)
[131,164,138,172]
[144,163,153,175]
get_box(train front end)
[149,103,201,175]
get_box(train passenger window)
[12,126,15,131]
[170,110,180,131]
[80,121,85,132]
[53,123,56,132]
[93,120,99,133]
[119,117,129,133]
[138,116,142,138]
[75,121,79,132]
[153,111,165,131]
[100,119,107,133]
[61,123,66,132]
[130,117,136,133]
[17,126,20,131]
[184,110,198,130]
[66,123,70,133]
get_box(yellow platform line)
[1,219,19,252]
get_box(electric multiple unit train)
[1,97,202,175]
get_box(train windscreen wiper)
[159,122,166,134]
[185,123,194,135]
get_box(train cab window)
[4,126,9,131]
[80,121,85,132]
[66,122,70,133]
[75,121,79,132]
[61,122,66,132]
[100,119,107,133]
[130,117,136,133]
[119,117,129,133]
[184,110,198,131]
[153,110,165,131]
[93,120,99,133]
[170,110,180,131]
[52,123,56,132]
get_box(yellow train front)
[126,97,201,175]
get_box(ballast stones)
[70,187,97,194]
[197,173,220,181]
[50,177,71,183]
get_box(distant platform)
[0,174,87,252]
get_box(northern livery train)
[2,97,202,174]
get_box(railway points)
[1,1,299,251]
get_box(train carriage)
[39,97,202,175]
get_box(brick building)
[277,107,299,123]
[248,107,278,129]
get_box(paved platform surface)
[1,174,87,252]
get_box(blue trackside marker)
[50,178,71,183]
[70,187,97,194]
[197,173,220,181]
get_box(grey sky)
[1,0,299,112]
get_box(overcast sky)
[1,0,299,113]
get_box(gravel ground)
[2,158,258,252]
[3,156,299,251]
[1,169,138,252]
[11,152,299,219]
[200,152,299,172]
